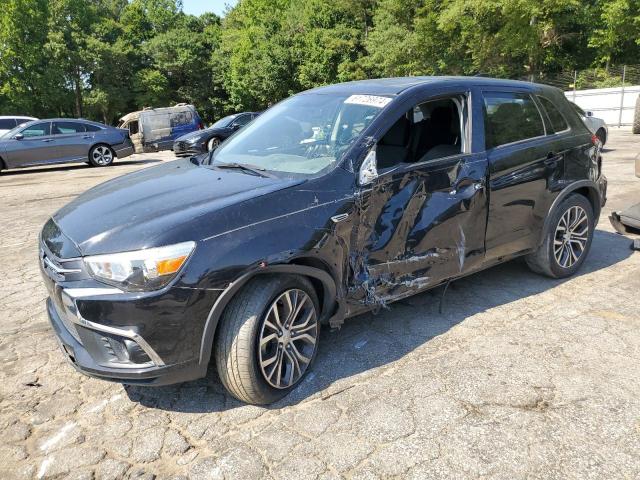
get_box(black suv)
[40,77,607,404]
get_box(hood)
[175,130,208,142]
[52,159,302,255]
[176,126,225,142]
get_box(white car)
[0,116,38,137]
[569,102,608,145]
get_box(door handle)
[82,135,93,139]
[41,139,54,143]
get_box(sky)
[182,0,238,17]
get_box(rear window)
[53,121,85,134]
[0,119,16,129]
[483,92,545,149]
[538,96,569,133]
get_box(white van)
[118,104,203,153]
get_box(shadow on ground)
[0,158,163,177]
[126,228,634,412]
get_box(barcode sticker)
[344,95,392,108]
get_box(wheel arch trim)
[537,180,602,247]
[198,263,338,366]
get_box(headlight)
[84,241,196,291]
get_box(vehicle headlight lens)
[84,241,196,291]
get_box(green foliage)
[0,0,638,123]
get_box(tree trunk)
[74,66,83,118]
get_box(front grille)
[174,141,187,152]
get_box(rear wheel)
[526,194,594,278]
[215,275,320,404]
[89,144,115,167]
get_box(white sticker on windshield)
[344,95,392,109]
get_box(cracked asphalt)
[1,130,639,479]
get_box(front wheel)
[214,275,320,404]
[526,194,595,278]
[89,144,115,167]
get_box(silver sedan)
[0,119,134,172]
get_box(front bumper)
[39,241,218,386]
[173,140,205,157]
[47,297,205,385]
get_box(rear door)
[350,89,489,306]
[52,121,91,162]
[3,121,58,168]
[482,90,560,261]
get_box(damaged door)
[349,92,489,308]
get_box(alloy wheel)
[92,146,113,165]
[554,205,589,268]
[258,289,318,389]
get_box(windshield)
[209,93,391,176]
[210,115,235,129]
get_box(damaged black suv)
[40,77,607,404]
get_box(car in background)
[0,116,38,136]
[569,101,608,145]
[0,119,134,172]
[173,112,259,156]
[118,104,203,154]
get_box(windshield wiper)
[215,162,276,178]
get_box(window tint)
[53,121,85,134]
[376,96,465,170]
[538,96,568,133]
[22,123,50,137]
[483,92,545,149]
[128,121,139,134]
[0,119,16,129]
[85,124,102,132]
[232,114,251,127]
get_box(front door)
[3,121,58,168]
[349,92,489,308]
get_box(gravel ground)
[0,130,639,479]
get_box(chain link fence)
[522,66,640,128]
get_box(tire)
[215,274,320,405]
[89,144,115,167]
[633,95,640,134]
[596,128,606,146]
[207,137,220,152]
[525,193,595,278]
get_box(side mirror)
[231,123,241,131]
[586,111,593,117]
[14,133,23,140]
[358,149,378,186]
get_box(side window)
[233,114,251,127]
[0,118,17,129]
[537,96,569,133]
[52,121,85,134]
[170,111,193,127]
[483,92,545,149]
[21,122,51,137]
[128,121,139,135]
[377,96,466,170]
[85,124,102,132]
